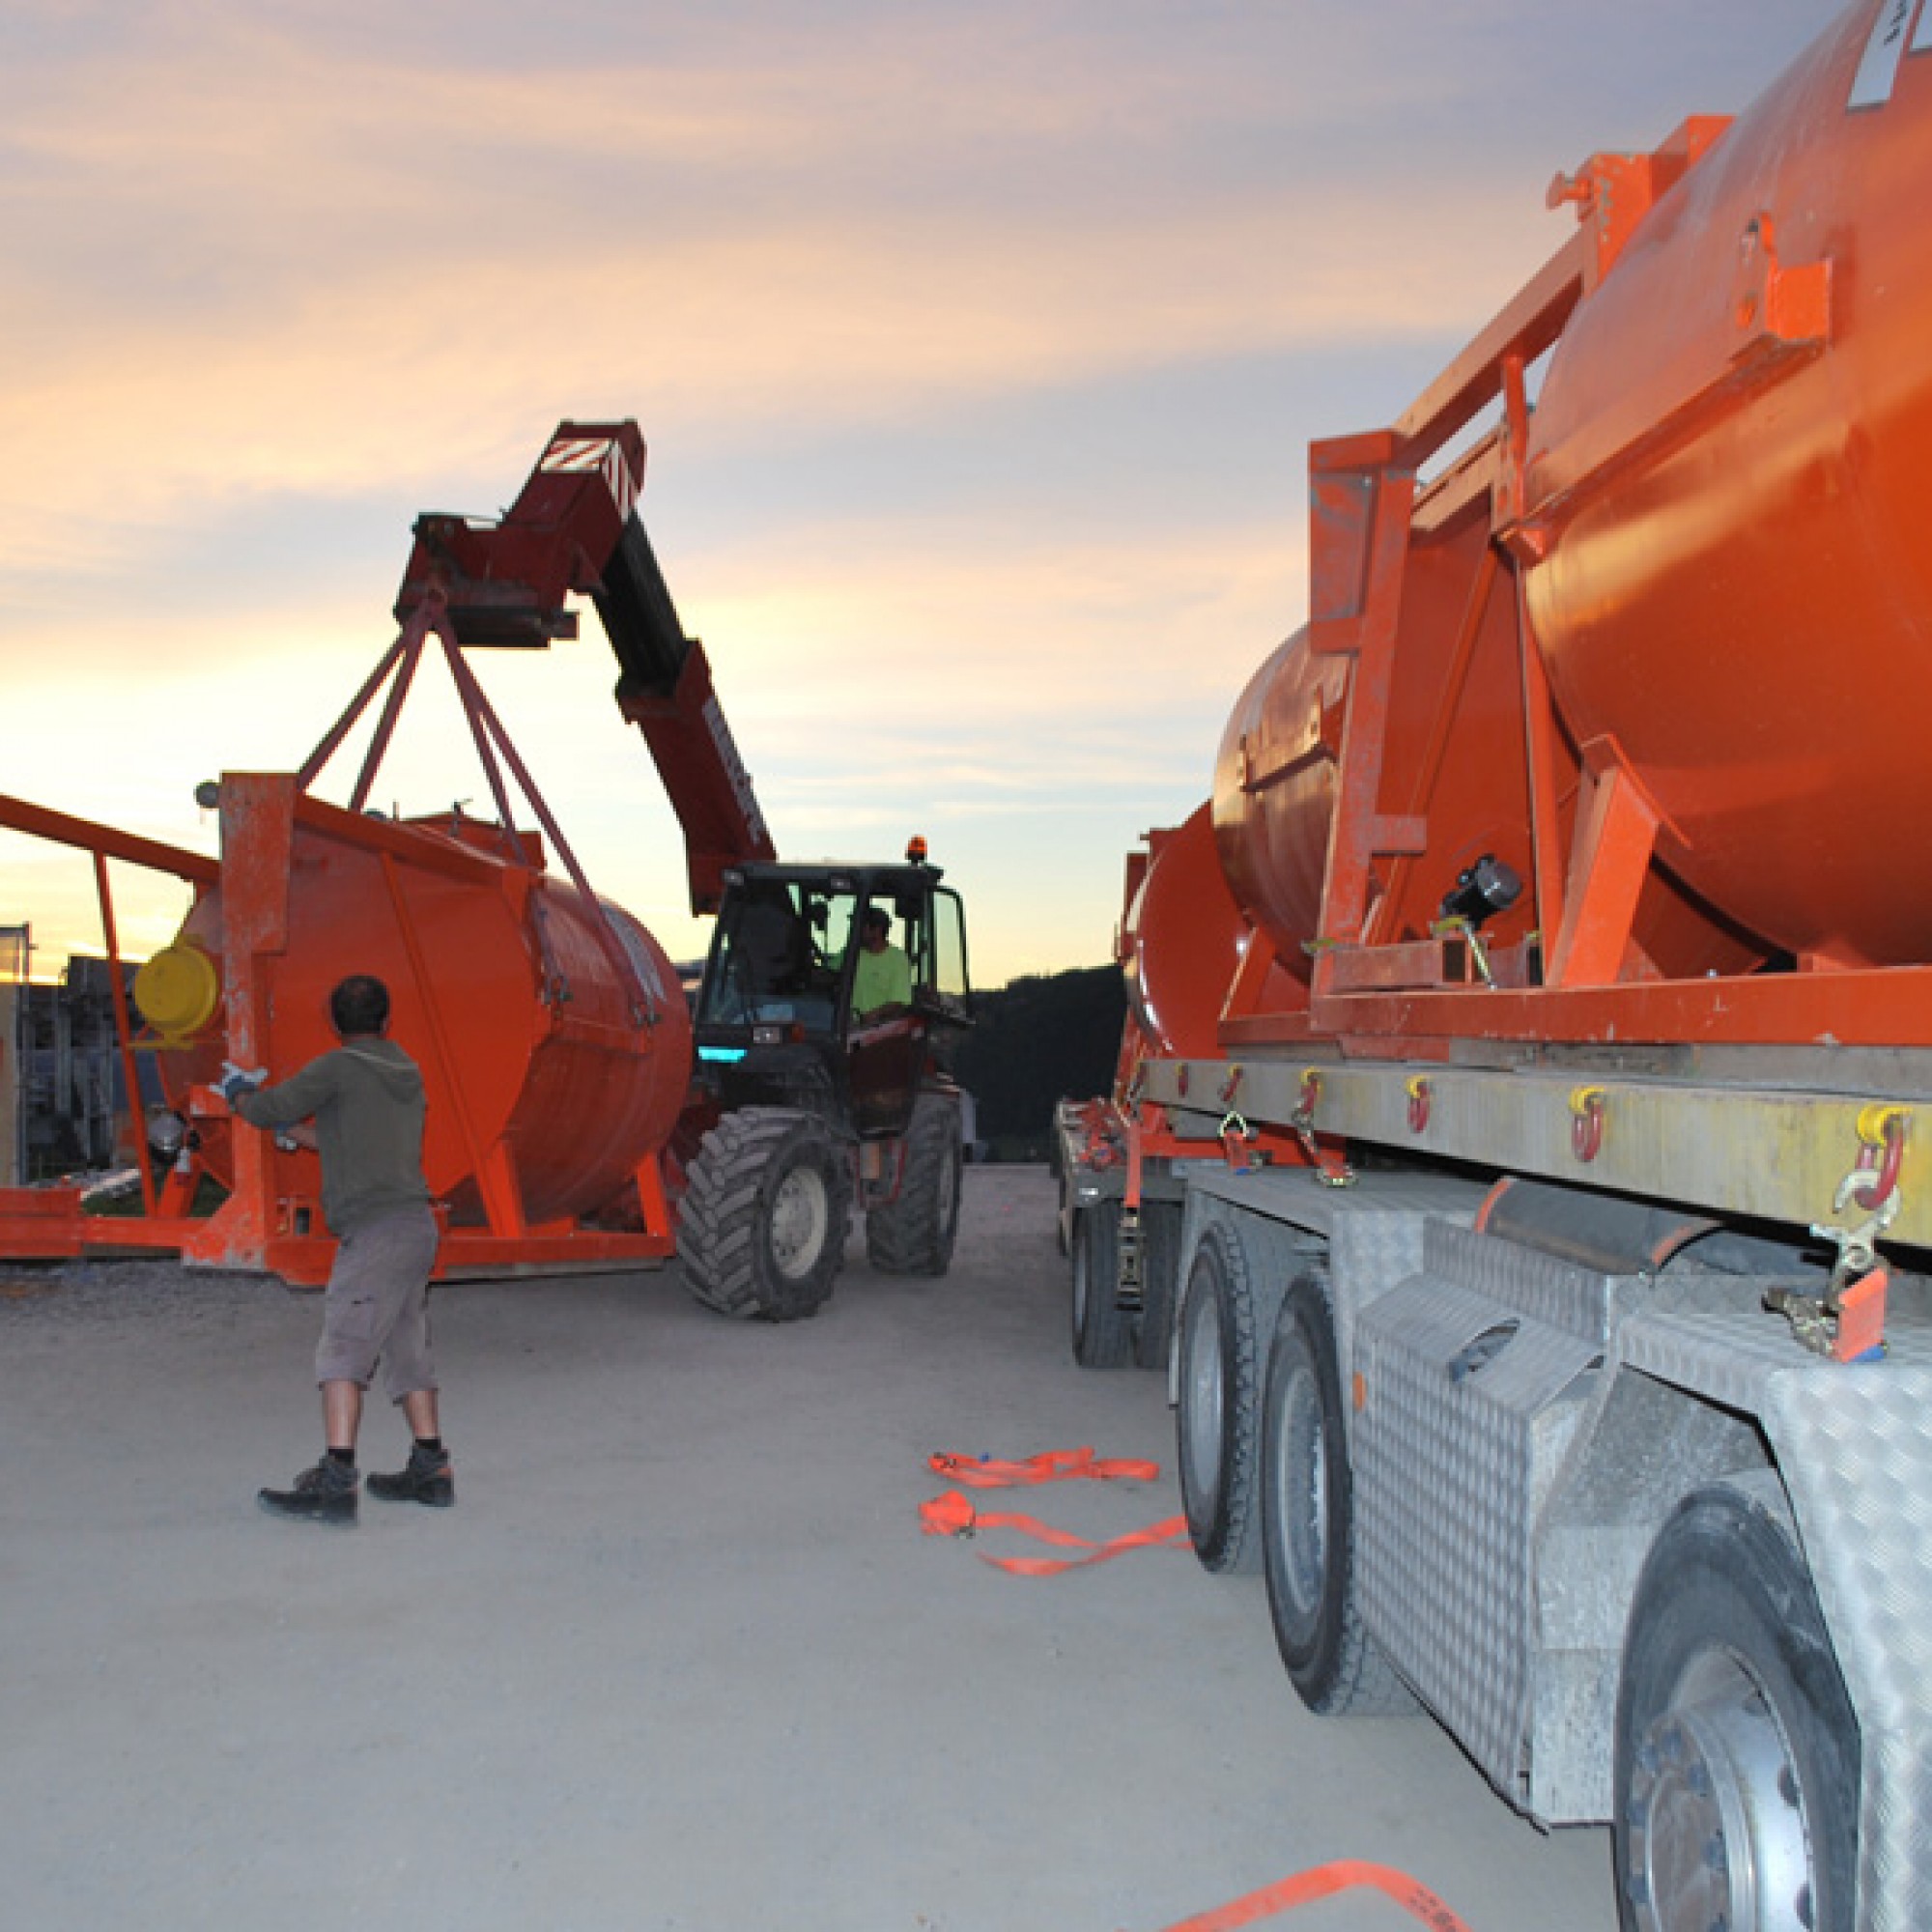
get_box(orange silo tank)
[151,779,691,1236]
[1522,1,1932,969]
[1210,0,1932,999]
[1122,803,1310,1072]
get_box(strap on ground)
[928,1446,1160,1488]
[921,1459,1473,1921]
[921,1445,1181,1574]
[919,1489,1189,1574]
[1151,1858,1473,1932]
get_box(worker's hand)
[219,1061,268,1103]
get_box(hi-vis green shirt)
[234,1038,430,1236]
[851,943,912,1018]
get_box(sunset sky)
[1,0,1831,988]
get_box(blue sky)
[0,0,1832,984]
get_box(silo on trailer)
[1059,7,1932,1928]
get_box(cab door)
[847,884,972,1138]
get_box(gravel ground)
[0,1166,1615,1932]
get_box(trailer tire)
[1070,1200,1134,1369]
[866,1092,962,1275]
[1131,1199,1182,1374]
[677,1107,850,1321]
[1614,1480,1858,1932]
[1261,1276,1415,1715]
[1176,1222,1262,1573]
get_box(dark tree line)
[951,964,1124,1159]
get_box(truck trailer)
[1058,6,1932,1928]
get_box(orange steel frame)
[0,594,679,1285]
[0,800,219,1261]
[1216,119,1932,1063]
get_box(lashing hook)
[1570,1087,1605,1163]
[1848,1106,1908,1213]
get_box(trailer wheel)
[1131,1199,1182,1374]
[1261,1276,1415,1715]
[866,1092,962,1275]
[1070,1200,1133,1369]
[1176,1223,1261,1573]
[1614,1482,1858,1932]
[677,1107,850,1321]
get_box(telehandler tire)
[678,1107,850,1321]
[865,1092,962,1275]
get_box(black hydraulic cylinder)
[592,514,693,700]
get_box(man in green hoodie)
[225,974,451,1522]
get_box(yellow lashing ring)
[1856,1102,1909,1150]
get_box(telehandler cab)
[679,848,973,1319]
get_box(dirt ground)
[0,1165,1616,1932]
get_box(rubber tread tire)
[1069,1201,1134,1370]
[1175,1222,1262,1574]
[865,1092,963,1276]
[1613,1481,1858,1932]
[677,1107,850,1321]
[1131,1199,1183,1374]
[1261,1276,1416,1715]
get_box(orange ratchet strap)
[927,1446,1159,1488]
[918,1491,1188,1575]
[1153,1858,1474,1932]
[921,1446,1184,1576]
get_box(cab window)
[700,881,858,1035]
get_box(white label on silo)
[1850,0,1918,107]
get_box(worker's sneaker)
[257,1457,358,1523]
[367,1444,455,1508]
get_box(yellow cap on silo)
[134,941,220,1045]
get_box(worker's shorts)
[314,1205,440,1401]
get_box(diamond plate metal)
[1183,1164,1488,1235]
[1622,1310,1932,1932]
[1354,1273,1603,1804]
[1425,1219,1617,1349]
[1180,1169,1486,1428]
[1171,1169,1932,1926]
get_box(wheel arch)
[1614,1468,1861,1932]
[1542,1366,1776,1653]
[1609,1313,1932,1928]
